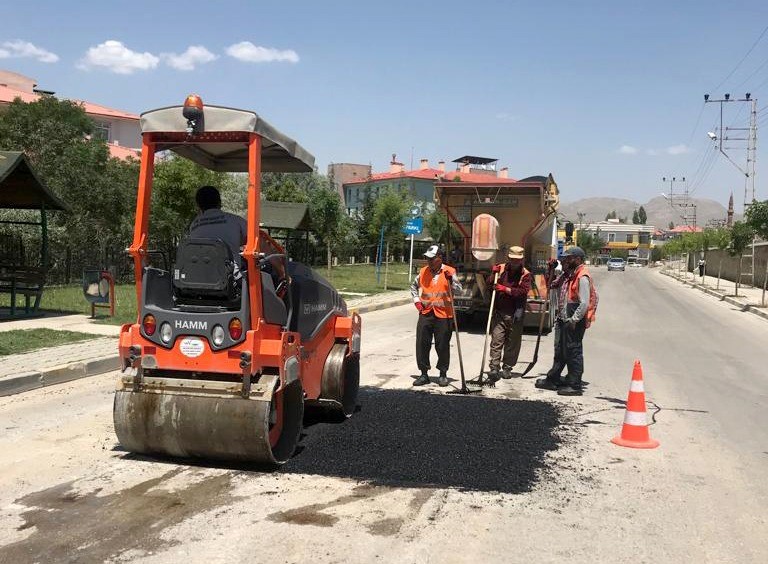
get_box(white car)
[607,258,626,271]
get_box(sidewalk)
[0,291,412,397]
[659,267,768,321]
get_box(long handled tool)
[520,282,552,378]
[470,271,500,387]
[446,275,480,395]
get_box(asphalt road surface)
[1,267,766,563]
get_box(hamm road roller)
[114,95,361,465]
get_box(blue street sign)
[403,218,423,235]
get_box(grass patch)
[0,328,97,356]
[34,263,413,326]
[317,263,414,294]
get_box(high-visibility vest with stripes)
[568,265,598,328]
[418,265,457,318]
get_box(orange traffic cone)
[611,360,659,449]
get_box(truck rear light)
[142,314,157,336]
[229,318,243,340]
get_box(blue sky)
[2,1,768,208]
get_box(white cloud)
[618,145,638,155]
[78,40,159,74]
[225,41,299,63]
[495,112,518,122]
[666,144,691,155]
[0,40,58,63]
[162,45,217,71]
[646,149,659,156]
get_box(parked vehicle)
[434,174,560,330]
[607,258,626,271]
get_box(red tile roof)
[108,144,140,160]
[0,84,138,120]
[668,225,703,233]
[345,167,517,185]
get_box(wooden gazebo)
[0,151,68,317]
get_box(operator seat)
[173,238,241,305]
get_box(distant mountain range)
[559,196,738,230]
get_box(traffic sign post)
[403,218,423,279]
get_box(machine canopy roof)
[140,105,315,173]
[0,151,68,210]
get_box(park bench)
[0,264,46,316]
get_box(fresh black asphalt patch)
[286,387,564,494]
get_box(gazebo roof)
[0,151,68,210]
[260,200,310,230]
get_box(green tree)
[576,228,603,258]
[369,190,408,289]
[309,186,345,277]
[262,176,308,203]
[638,206,647,224]
[669,221,675,230]
[0,96,139,279]
[425,209,460,247]
[728,221,755,296]
[745,200,768,304]
[605,210,617,221]
[632,209,640,224]
[150,157,238,260]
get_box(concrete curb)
[349,297,412,315]
[0,299,412,398]
[0,354,120,398]
[660,269,768,321]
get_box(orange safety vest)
[568,265,598,328]
[418,265,457,319]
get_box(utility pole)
[661,176,697,228]
[704,93,758,211]
[705,93,759,287]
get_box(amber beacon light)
[182,94,204,134]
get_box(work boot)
[487,369,501,384]
[413,373,430,386]
[501,366,514,379]
[438,372,448,387]
[535,377,560,391]
[557,375,583,396]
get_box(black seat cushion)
[173,238,237,301]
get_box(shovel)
[446,275,480,395]
[470,271,500,387]
[520,285,551,378]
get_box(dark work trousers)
[488,312,524,371]
[416,312,453,373]
[546,318,587,385]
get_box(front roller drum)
[113,376,303,465]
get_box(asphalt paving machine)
[113,95,361,465]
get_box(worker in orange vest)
[411,245,462,387]
[536,246,596,396]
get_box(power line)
[710,24,768,92]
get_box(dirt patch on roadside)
[0,469,241,563]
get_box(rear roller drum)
[318,342,360,419]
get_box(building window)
[639,233,650,245]
[608,233,615,242]
[92,121,111,142]
[626,234,634,243]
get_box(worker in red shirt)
[486,245,531,383]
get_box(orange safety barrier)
[611,360,660,449]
